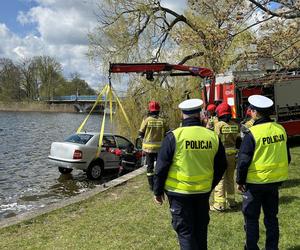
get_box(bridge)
[47,95,118,113]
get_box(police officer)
[139,101,169,191]
[236,95,291,250]
[211,102,241,211]
[153,99,227,250]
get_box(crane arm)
[109,63,213,78]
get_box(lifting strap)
[76,83,132,156]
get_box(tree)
[255,18,299,68]
[88,0,263,134]
[0,58,23,101]
[18,58,40,100]
[54,73,96,96]
[34,56,63,100]
[248,0,300,19]
[69,73,96,95]
[90,0,279,72]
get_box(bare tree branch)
[232,15,275,37]
[248,0,300,19]
[158,6,206,40]
[178,52,205,65]
[273,39,300,57]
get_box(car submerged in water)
[48,132,143,180]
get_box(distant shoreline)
[0,102,77,113]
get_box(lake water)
[0,111,118,220]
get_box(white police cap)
[178,98,203,114]
[248,95,273,109]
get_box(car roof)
[77,132,110,136]
[77,132,127,138]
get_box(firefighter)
[240,107,255,139]
[211,102,241,211]
[205,103,217,130]
[236,95,291,250]
[153,99,227,250]
[139,101,169,191]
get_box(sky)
[0,0,186,91]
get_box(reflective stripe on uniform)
[245,119,254,128]
[140,116,166,152]
[225,148,238,154]
[214,197,226,203]
[221,125,239,134]
[142,142,162,150]
[147,120,163,127]
[168,171,213,182]
[165,178,212,193]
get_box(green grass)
[0,147,299,250]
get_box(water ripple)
[0,111,114,219]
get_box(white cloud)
[0,23,23,58]
[0,0,103,89]
[0,0,184,91]
[19,4,95,45]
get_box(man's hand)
[237,184,246,193]
[154,194,165,205]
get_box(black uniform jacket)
[236,117,291,186]
[153,117,227,196]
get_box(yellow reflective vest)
[164,126,219,194]
[247,122,288,184]
[139,116,167,153]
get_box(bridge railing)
[51,95,104,101]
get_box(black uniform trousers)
[146,153,157,190]
[242,184,279,250]
[146,152,157,174]
[167,193,210,250]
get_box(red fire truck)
[209,69,300,136]
[109,63,300,136]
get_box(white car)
[48,132,142,180]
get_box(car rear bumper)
[48,156,88,170]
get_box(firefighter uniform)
[211,102,240,211]
[244,118,255,128]
[205,104,218,130]
[236,95,291,250]
[139,101,168,191]
[206,115,218,130]
[153,99,227,250]
[240,118,255,138]
[212,119,240,210]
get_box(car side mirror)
[135,137,143,150]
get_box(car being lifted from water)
[48,132,142,180]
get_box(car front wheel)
[87,162,104,180]
[58,167,73,174]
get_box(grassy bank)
[0,147,299,250]
[0,101,76,113]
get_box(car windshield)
[65,134,94,144]
[115,135,133,150]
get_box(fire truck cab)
[212,69,300,136]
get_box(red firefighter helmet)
[148,101,160,112]
[207,104,217,112]
[216,102,231,117]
